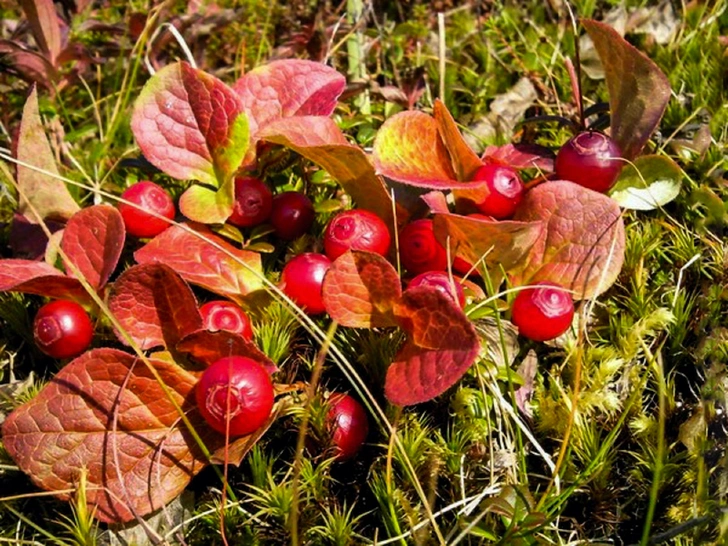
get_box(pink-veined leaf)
[16,85,79,222]
[385,286,480,406]
[176,329,278,375]
[433,99,482,181]
[134,223,264,304]
[20,0,62,63]
[321,251,402,328]
[233,59,346,138]
[61,205,125,291]
[0,348,223,523]
[0,259,88,301]
[582,19,671,160]
[130,62,249,223]
[108,264,202,350]
[512,180,625,299]
[482,143,555,172]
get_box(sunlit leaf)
[176,329,278,375]
[0,259,87,302]
[433,99,482,181]
[609,155,682,210]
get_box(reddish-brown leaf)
[1,348,222,523]
[176,329,278,375]
[0,259,88,301]
[61,205,125,291]
[134,223,264,303]
[482,143,555,172]
[512,181,625,299]
[0,40,57,87]
[20,0,62,63]
[582,19,671,160]
[108,264,202,350]
[433,99,482,181]
[233,59,346,138]
[322,251,402,328]
[385,286,480,406]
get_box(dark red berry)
[555,131,623,192]
[408,271,465,308]
[511,282,574,341]
[323,209,391,261]
[280,253,332,315]
[33,300,93,359]
[195,356,274,436]
[399,219,448,275]
[118,181,175,238]
[270,191,315,240]
[327,393,368,460]
[470,164,525,219]
[199,300,254,341]
[228,177,273,228]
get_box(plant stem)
[347,0,370,116]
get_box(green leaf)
[609,155,683,211]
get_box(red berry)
[327,393,368,460]
[270,191,315,240]
[228,177,273,228]
[195,356,274,436]
[408,271,465,308]
[33,300,93,359]
[280,253,332,315]
[399,219,448,275]
[323,209,391,261]
[555,131,623,192]
[118,181,175,238]
[511,282,574,341]
[199,300,254,341]
[470,164,525,219]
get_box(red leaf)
[20,0,62,63]
[134,223,264,303]
[512,180,625,299]
[61,205,125,291]
[0,41,57,87]
[482,143,555,172]
[108,264,202,350]
[0,259,88,301]
[433,99,482,181]
[322,251,402,328]
[385,286,480,406]
[16,85,79,222]
[1,348,222,523]
[582,19,671,160]
[176,329,278,375]
[233,59,346,138]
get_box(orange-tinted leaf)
[322,251,402,328]
[432,213,542,272]
[16,86,79,222]
[134,223,264,304]
[512,181,625,299]
[433,99,482,181]
[385,286,480,406]
[582,19,671,160]
[1,348,221,523]
[61,205,125,291]
[0,259,88,301]
[176,329,278,375]
[108,264,201,350]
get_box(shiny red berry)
[399,219,448,275]
[199,300,254,341]
[408,271,465,308]
[195,356,274,436]
[471,164,525,219]
[327,393,369,460]
[270,191,315,240]
[323,209,391,261]
[555,131,623,192]
[511,282,574,341]
[118,181,175,238]
[228,177,273,228]
[33,300,93,359]
[280,253,332,315]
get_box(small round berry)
[34,300,93,359]
[511,282,574,341]
[471,164,525,219]
[270,191,315,240]
[195,356,274,436]
[280,253,332,315]
[228,177,273,228]
[555,131,623,192]
[323,209,391,261]
[199,300,254,341]
[327,393,369,460]
[408,271,465,308]
[118,181,175,238]
[399,219,448,275]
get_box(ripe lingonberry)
[199,300,254,341]
[511,282,574,341]
[471,164,525,219]
[555,131,623,192]
[327,393,369,460]
[399,219,448,275]
[323,209,391,261]
[118,180,175,238]
[408,271,465,308]
[270,191,315,240]
[33,300,93,359]
[280,253,332,315]
[227,177,273,228]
